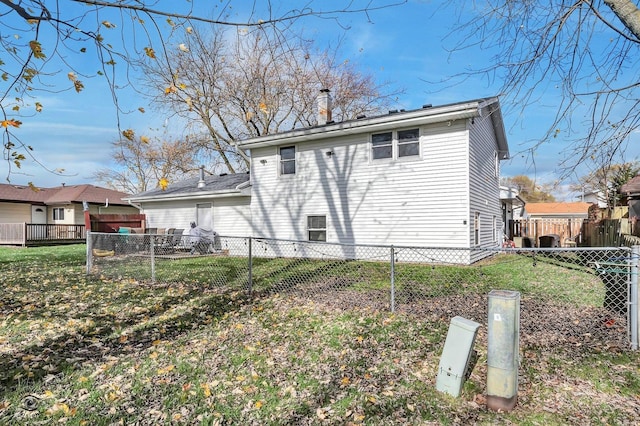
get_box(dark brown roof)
[0,184,132,206]
[620,174,640,195]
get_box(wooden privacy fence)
[510,217,640,247]
[87,214,146,233]
[508,218,584,247]
[581,219,639,247]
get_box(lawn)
[1,244,639,425]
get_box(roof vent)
[388,109,398,114]
[219,173,228,177]
[423,104,432,109]
[197,166,206,188]
[357,114,366,119]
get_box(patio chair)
[160,228,184,253]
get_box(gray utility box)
[436,316,481,397]
[486,289,520,412]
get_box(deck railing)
[0,223,85,246]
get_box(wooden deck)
[0,223,85,246]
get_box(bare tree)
[442,1,640,179]
[0,0,405,180]
[141,24,400,174]
[501,175,557,202]
[571,161,640,209]
[93,132,199,194]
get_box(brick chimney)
[317,88,332,125]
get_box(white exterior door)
[196,203,213,231]
[31,206,47,224]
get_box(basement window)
[307,215,327,242]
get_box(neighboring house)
[0,183,138,225]
[523,202,591,220]
[128,95,510,263]
[620,174,640,219]
[500,185,526,239]
[578,190,608,209]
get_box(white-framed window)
[280,146,296,175]
[53,207,64,220]
[371,132,393,159]
[494,151,499,178]
[474,212,480,245]
[371,128,420,161]
[307,215,326,242]
[397,128,420,157]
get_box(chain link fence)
[87,232,638,351]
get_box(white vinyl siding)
[0,202,31,222]
[468,110,503,260]
[139,197,251,237]
[250,120,471,248]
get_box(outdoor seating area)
[101,226,224,257]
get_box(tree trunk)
[604,0,640,40]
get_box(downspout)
[98,198,109,214]
[234,142,251,165]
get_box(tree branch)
[71,0,408,27]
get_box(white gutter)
[239,101,488,149]
[236,180,252,190]
[127,199,143,210]
[126,189,250,203]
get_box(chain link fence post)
[631,245,639,350]
[150,234,156,284]
[390,245,395,313]
[86,230,92,275]
[248,236,253,297]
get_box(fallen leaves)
[2,247,640,424]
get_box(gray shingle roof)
[129,172,250,200]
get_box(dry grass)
[1,244,639,425]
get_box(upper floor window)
[280,146,296,175]
[53,208,64,220]
[398,129,420,157]
[372,132,393,159]
[371,128,420,161]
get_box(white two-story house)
[127,93,509,263]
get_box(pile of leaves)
[1,245,639,424]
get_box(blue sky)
[2,1,637,199]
